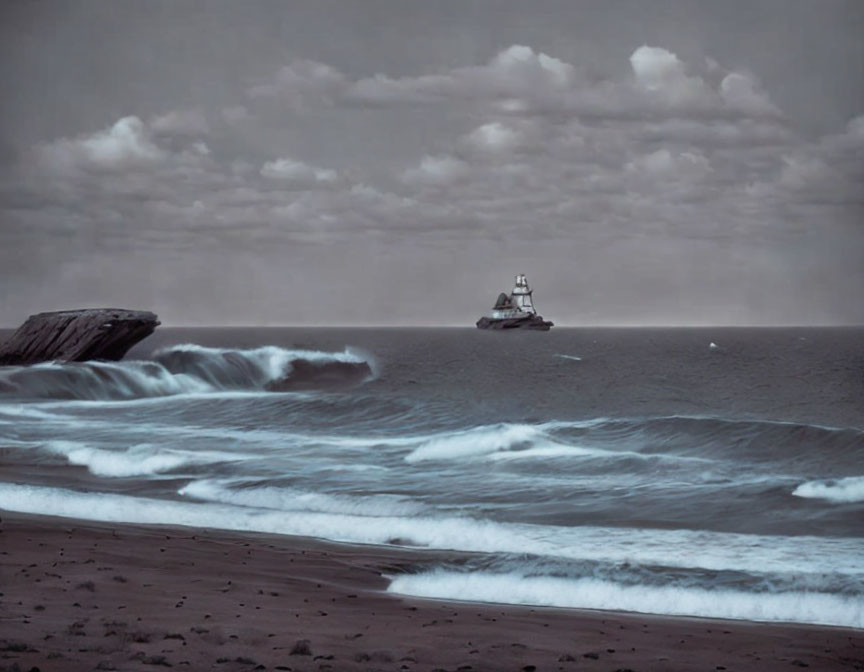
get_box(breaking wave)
[405,423,550,463]
[388,571,864,629]
[179,479,428,517]
[3,482,862,576]
[793,476,864,504]
[0,344,372,401]
[403,421,611,463]
[43,440,246,478]
[2,482,863,628]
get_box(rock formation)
[0,309,160,365]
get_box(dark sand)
[1,513,861,672]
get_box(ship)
[476,274,554,330]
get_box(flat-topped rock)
[0,308,160,365]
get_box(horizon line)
[4,322,860,330]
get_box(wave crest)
[405,423,547,463]
[180,479,427,517]
[0,344,372,401]
[792,476,864,503]
[388,571,864,629]
[44,440,245,478]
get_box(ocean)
[1,327,862,629]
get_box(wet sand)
[1,512,861,672]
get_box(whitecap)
[43,441,247,478]
[405,423,548,463]
[0,343,372,401]
[2,483,863,577]
[792,476,864,503]
[388,571,864,629]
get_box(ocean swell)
[0,344,372,401]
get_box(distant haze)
[1,0,862,326]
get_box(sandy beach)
[1,512,861,672]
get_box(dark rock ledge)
[0,308,160,365]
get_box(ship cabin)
[487,274,538,319]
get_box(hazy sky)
[1,0,862,326]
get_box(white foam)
[556,354,582,361]
[31,389,315,411]
[487,444,610,461]
[327,464,390,472]
[792,476,864,503]
[403,421,697,464]
[0,344,371,401]
[0,403,66,420]
[405,424,552,463]
[2,483,863,577]
[388,571,864,629]
[5,405,386,452]
[44,441,246,478]
[180,479,427,517]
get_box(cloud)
[245,43,581,111]
[334,44,577,109]
[637,119,792,147]
[462,122,527,155]
[719,72,779,117]
[150,110,210,137]
[33,116,167,174]
[625,148,712,178]
[247,44,784,124]
[221,105,251,124]
[743,114,864,207]
[7,44,862,266]
[630,45,688,88]
[13,109,473,247]
[260,157,340,189]
[402,154,470,186]
[247,60,347,109]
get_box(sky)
[1,0,862,326]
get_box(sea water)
[1,327,862,628]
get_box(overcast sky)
[1,0,862,326]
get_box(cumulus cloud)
[5,42,862,326]
[33,116,167,174]
[247,43,783,124]
[337,44,577,109]
[402,155,470,186]
[150,110,210,137]
[260,157,340,189]
[247,60,347,109]
[625,149,712,178]
[719,72,779,117]
[18,43,857,248]
[462,122,527,155]
[747,115,864,205]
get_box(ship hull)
[476,315,553,330]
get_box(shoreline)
[1,513,861,671]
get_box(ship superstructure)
[476,274,553,330]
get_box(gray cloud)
[248,43,784,122]
[1,1,862,326]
